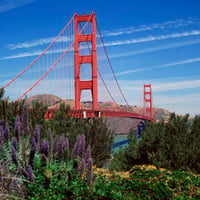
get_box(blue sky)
[0,0,200,115]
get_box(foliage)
[0,98,114,198]
[111,134,140,171]
[27,161,86,200]
[29,100,48,135]
[111,113,200,173]
[92,166,200,199]
[26,165,200,199]
[47,103,114,167]
[0,89,114,167]
[0,88,26,135]
[46,103,71,135]
[2,89,200,198]
[0,116,93,199]
[86,118,114,167]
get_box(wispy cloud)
[0,47,73,60]
[5,17,200,51]
[153,92,200,116]
[103,30,200,47]
[155,93,200,105]
[116,57,200,76]
[118,78,200,94]
[108,39,200,59]
[6,36,70,50]
[2,31,200,61]
[0,0,38,14]
[152,79,200,92]
[0,51,43,60]
[102,18,200,37]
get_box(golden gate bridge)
[2,12,154,122]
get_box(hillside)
[26,94,171,134]
[106,106,171,134]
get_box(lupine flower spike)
[14,115,20,142]
[4,122,10,142]
[28,165,34,182]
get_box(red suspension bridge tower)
[144,84,153,119]
[74,12,98,110]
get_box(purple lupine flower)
[49,129,54,161]
[12,137,18,151]
[86,157,93,171]
[28,165,34,182]
[22,104,29,135]
[29,137,37,167]
[21,139,27,165]
[71,135,81,158]
[12,145,18,166]
[15,115,20,127]
[13,180,22,193]
[80,158,86,175]
[63,137,70,158]
[14,115,20,142]
[80,134,85,157]
[4,122,10,142]
[88,170,93,184]
[0,126,3,147]
[86,157,93,184]
[85,145,91,162]
[56,134,64,156]
[0,125,3,133]
[0,126,3,135]
[34,125,40,145]
[40,140,49,158]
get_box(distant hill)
[106,107,171,134]
[25,94,62,107]
[26,94,171,134]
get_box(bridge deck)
[45,109,155,122]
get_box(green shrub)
[111,113,200,173]
[46,103,114,167]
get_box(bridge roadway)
[45,109,155,122]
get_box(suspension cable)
[16,14,93,101]
[3,14,75,89]
[78,23,121,109]
[96,20,132,111]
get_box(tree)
[86,118,114,167]
[0,88,25,131]
[111,113,200,173]
[29,100,47,135]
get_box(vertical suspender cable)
[96,21,132,111]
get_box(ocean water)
[113,134,129,153]
[114,134,128,143]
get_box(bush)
[29,100,48,135]
[86,118,114,167]
[47,103,114,167]
[111,113,200,173]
